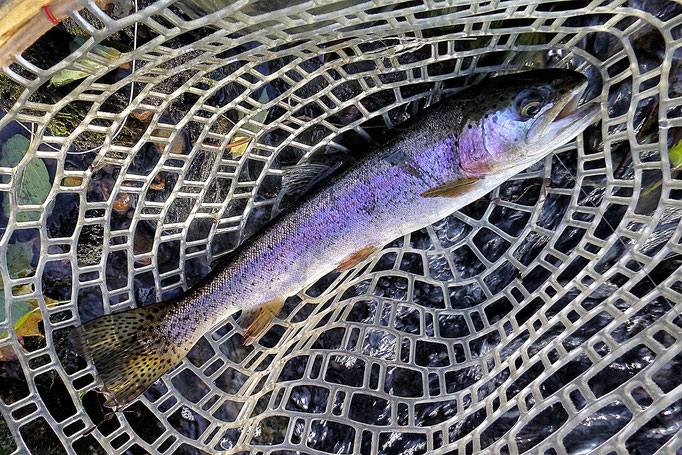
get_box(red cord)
[43,5,60,26]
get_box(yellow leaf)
[642,138,682,199]
[62,177,84,187]
[14,307,43,338]
[44,297,69,306]
[12,283,33,296]
[12,297,63,338]
[227,136,251,158]
[669,139,682,170]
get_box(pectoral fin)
[238,298,285,345]
[336,246,377,272]
[421,176,481,198]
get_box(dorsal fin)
[281,163,338,197]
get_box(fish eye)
[521,101,541,118]
[516,90,544,119]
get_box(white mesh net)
[1,0,682,454]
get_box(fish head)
[457,69,601,175]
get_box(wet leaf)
[227,136,251,158]
[153,129,186,155]
[515,32,550,46]
[0,279,38,342]
[669,139,682,170]
[132,109,153,122]
[113,192,132,212]
[50,69,92,88]
[0,283,31,319]
[62,176,83,187]
[50,38,124,87]
[13,306,42,338]
[16,159,52,219]
[12,296,63,338]
[0,134,29,168]
[152,129,171,139]
[150,173,165,190]
[0,135,53,222]
[12,283,33,297]
[641,139,682,201]
[5,299,35,331]
[243,89,271,134]
[44,296,69,306]
[169,135,186,155]
[94,0,133,18]
[6,241,35,279]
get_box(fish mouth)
[527,80,601,146]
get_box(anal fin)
[336,246,377,272]
[238,298,285,345]
[421,176,481,198]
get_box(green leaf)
[243,89,272,134]
[0,280,66,340]
[0,134,53,221]
[13,305,42,338]
[669,139,682,170]
[6,241,35,279]
[16,157,51,213]
[51,38,124,87]
[0,134,29,168]
[0,279,36,340]
[92,43,122,61]
[641,138,682,203]
[50,69,92,88]
[11,301,36,329]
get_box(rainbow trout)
[71,69,600,407]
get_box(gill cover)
[458,69,600,174]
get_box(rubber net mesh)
[1,0,682,453]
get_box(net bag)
[0,0,681,454]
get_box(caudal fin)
[69,302,193,408]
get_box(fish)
[69,69,601,408]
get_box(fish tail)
[69,301,193,408]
